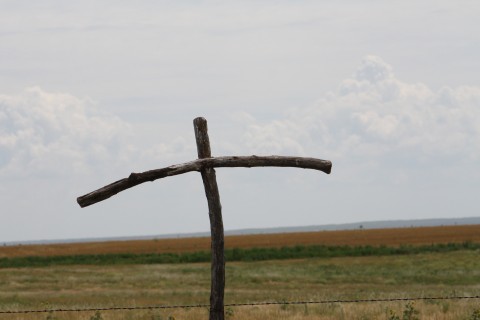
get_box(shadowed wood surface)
[77,156,332,207]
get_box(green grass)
[0,250,480,319]
[1,241,478,268]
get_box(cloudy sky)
[1,1,479,243]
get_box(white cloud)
[240,56,480,165]
[4,56,476,183]
[0,87,131,176]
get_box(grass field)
[0,250,479,319]
[1,225,479,319]
[1,224,480,258]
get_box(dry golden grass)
[1,251,480,319]
[4,301,480,320]
[1,224,479,258]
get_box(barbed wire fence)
[1,295,479,315]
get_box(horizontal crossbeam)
[77,155,332,208]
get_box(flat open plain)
[0,225,479,319]
[1,224,479,258]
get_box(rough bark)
[194,117,225,320]
[77,156,331,208]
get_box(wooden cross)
[77,117,332,320]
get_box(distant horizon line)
[5,216,480,246]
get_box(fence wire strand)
[1,295,479,315]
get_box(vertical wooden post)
[193,117,225,320]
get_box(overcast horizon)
[1,1,479,243]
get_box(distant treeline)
[1,241,478,268]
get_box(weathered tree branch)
[77,155,332,208]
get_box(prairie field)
[0,251,480,319]
[1,224,480,258]
[0,225,479,319]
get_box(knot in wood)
[128,173,139,181]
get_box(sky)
[1,1,479,243]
